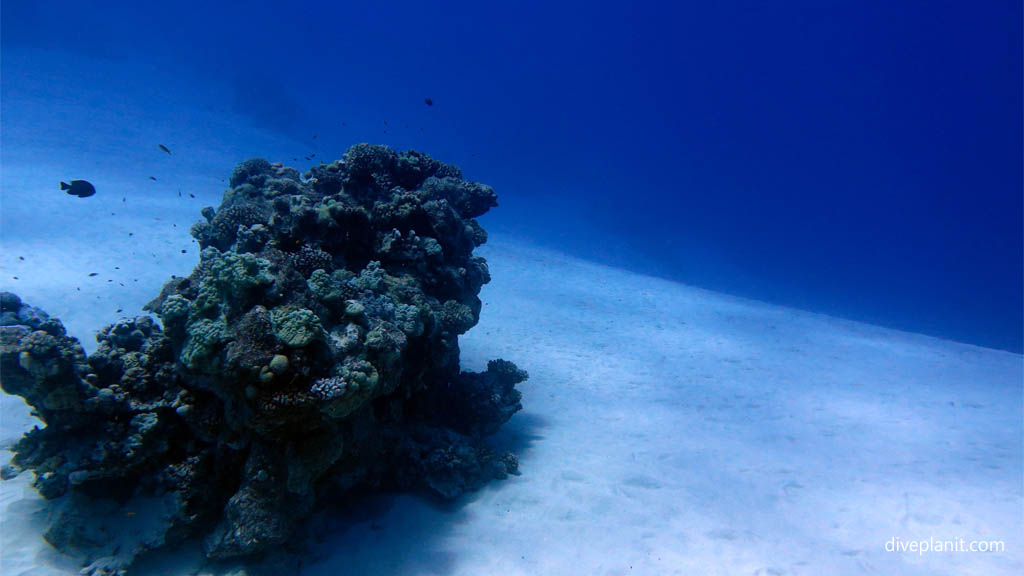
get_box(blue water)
[4,0,1021,352]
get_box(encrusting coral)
[0,144,526,574]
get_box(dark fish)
[312,134,318,140]
[149,176,157,181]
[424,97,433,106]
[61,180,96,198]
[88,272,98,277]
[158,144,172,154]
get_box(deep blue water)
[4,0,1022,352]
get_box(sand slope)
[3,235,1019,575]
[300,237,1023,576]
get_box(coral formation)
[0,144,526,573]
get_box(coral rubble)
[0,144,526,572]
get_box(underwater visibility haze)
[0,1,1022,575]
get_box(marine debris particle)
[149,176,157,181]
[60,180,95,198]
[0,144,526,574]
[158,144,172,154]
[424,97,433,106]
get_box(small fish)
[116,308,123,313]
[18,256,24,261]
[88,272,98,277]
[424,97,433,106]
[158,144,172,154]
[61,180,96,198]
[181,249,186,254]
[122,197,126,202]
[149,176,157,181]
[189,193,195,198]
[312,134,318,140]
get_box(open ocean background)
[5,0,1020,352]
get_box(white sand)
[1,49,1021,576]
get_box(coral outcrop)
[0,144,526,573]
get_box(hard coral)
[0,144,526,574]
